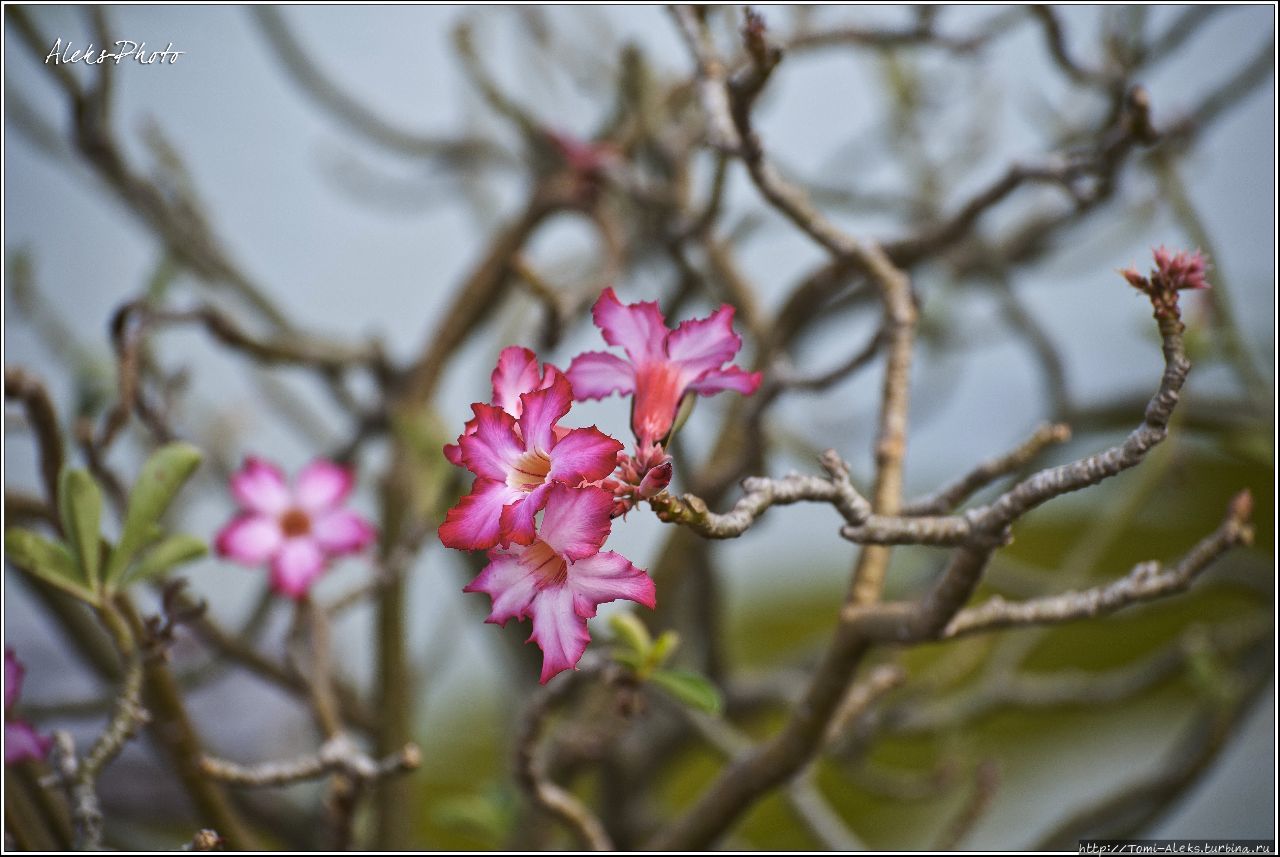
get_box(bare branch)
[650,449,871,537]
[902,423,1071,516]
[201,734,419,788]
[944,492,1255,639]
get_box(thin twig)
[514,663,614,850]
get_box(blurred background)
[3,5,1274,849]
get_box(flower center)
[633,361,686,444]
[280,508,312,538]
[523,540,568,589]
[507,449,552,492]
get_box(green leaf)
[650,668,724,715]
[609,611,652,656]
[121,533,207,587]
[104,442,203,586]
[613,651,645,672]
[4,528,98,603]
[58,468,103,590]
[650,630,680,668]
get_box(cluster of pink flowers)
[440,288,761,682]
[215,458,377,599]
[5,649,50,766]
[1121,246,1211,320]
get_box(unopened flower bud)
[637,459,673,499]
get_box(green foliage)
[57,468,103,590]
[4,527,97,604]
[7,443,207,606]
[103,442,203,587]
[649,669,724,715]
[609,612,724,715]
[122,534,208,587]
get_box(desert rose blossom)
[439,374,622,551]
[463,484,655,683]
[216,458,377,599]
[444,346,565,467]
[567,288,763,446]
[5,649,50,765]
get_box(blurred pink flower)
[463,485,654,683]
[567,288,762,445]
[5,649,51,765]
[216,458,376,599]
[439,374,622,551]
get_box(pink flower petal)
[632,361,686,445]
[270,538,327,599]
[527,586,591,684]
[5,649,23,711]
[666,305,743,377]
[499,482,553,547]
[463,553,540,625]
[567,551,656,617]
[689,365,763,396]
[443,442,463,466]
[294,460,354,512]
[313,509,377,555]
[230,457,291,515]
[538,485,614,561]
[549,427,623,485]
[5,720,51,765]
[459,404,524,481]
[439,478,519,552]
[490,346,543,415]
[566,351,635,401]
[517,374,573,454]
[591,287,668,365]
[215,514,284,565]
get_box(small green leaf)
[650,630,680,668]
[104,442,203,587]
[4,528,98,604]
[650,668,723,715]
[122,534,207,587]
[609,612,652,656]
[613,651,645,672]
[58,468,103,590]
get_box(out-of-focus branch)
[1029,5,1117,87]
[888,618,1272,735]
[8,7,290,329]
[943,492,1254,639]
[669,6,742,154]
[514,662,613,850]
[201,734,420,788]
[4,366,65,505]
[782,7,1024,55]
[934,760,1000,850]
[251,7,510,167]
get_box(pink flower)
[567,288,762,446]
[216,458,377,599]
[464,485,655,683]
[5,649,51,765]
[439,374,623,551]
[444,346,564,467]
